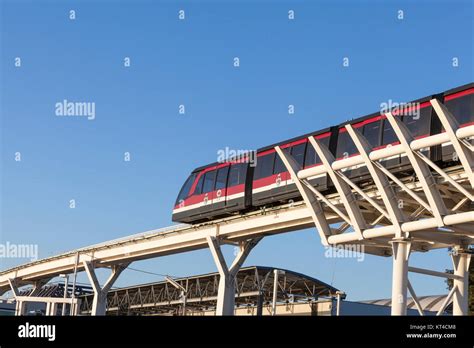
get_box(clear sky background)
[1,0,472,300]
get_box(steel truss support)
[83,261,130,316]
[275,146,333,245]
[385,112,448,225]
[206,235,262,315]
[390,239,411,315]
[451,247,472,315]
[165,276,187,315]
[346,125,407,233]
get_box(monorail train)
[172,83,474,223]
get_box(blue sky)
[1,0,472,300]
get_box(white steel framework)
[275,100,473,315]
[0,98,473,315]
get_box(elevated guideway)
[1,99,473,316]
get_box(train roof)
[192,82,474,174]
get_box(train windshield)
[175,173,197,205]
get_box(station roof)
[79,265,339,315]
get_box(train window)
[193,174,205,195]
[445,94,474,126]
[215,167,229,190]
[304,136,329,168]
[202,170,217,193]
[336,130,357,158]
[362,120,381,148]
[254,153,275,179]
[402,106,431,138]
[381,118,398,145]
[273,151,287,174]
[175,173,197,204]
[304,144,318,168]
[228,163,247,187]
[290,143,306,168]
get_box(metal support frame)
[309,137,368,240]
[407,280,424,316]
[275,146,333,245]
[60,274,69,316]
[390,239,411,315]
[346,125,406,236]
[165,276,187,315]
[271,269,282,316]
[83,261,130,316]
[385,112,448,225]
[15,300,26,316]
[404,250,472,316]
[206,235,262,315]
[451,248,472,315]
[273,97,474,316]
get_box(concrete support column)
[216,274,235,315]
[451,248,471,315]
[391,239,411,315]
[83,261,130,316]
[206,236,262,316]
[9,278,25,316]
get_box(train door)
[212,165,229,212]
[252,151,276,206]
[195,169,216,217]
[225,162,248,211]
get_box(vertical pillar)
[335,291,345,316]
[217,274,235,315]
[83,261,130,316]
[256,291,263,316]
[451,248,471,315]
[49,303,58,316]
[15,300,26,316]
[9,279,25,316]
[62,275,69,316]
[272,269,279,316]
[206,236,262,316]
[180,291,187,316]
[73,299,81,316]
[391,239,411,315]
